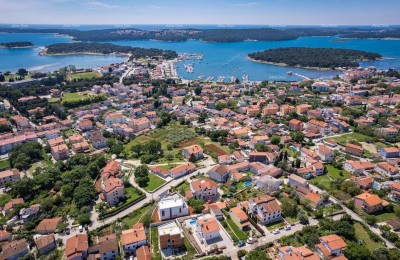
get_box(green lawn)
[0,194,12,207]
[327,133,373,146]
[62,91,90,102]
[266,220,285,231]
[143,174,166,192]
[354,223,384,252]
[375,142,388,149]
[69,71,100,80]
[121,204,153,229]
[373,212,397,222]
[150,227,162,260]
[310,175,332,192]
[126,186,143,201]
[226,218,248,240]
[0,160,10,171]
[325,164,351,179]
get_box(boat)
[287,71,293,75]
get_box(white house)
[190,178,218,202]
[207,164,229,183]
[288,174,308,187]
[196,216,221,244]
[248,195,282,225]
[121,223,147,256]
[158,193,189,221]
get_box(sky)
[0,0,399,26]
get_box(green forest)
[0,41,33,48]
[45,42,178,59]
[248,47,382,69]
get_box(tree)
[134,165,150,188]
[290,131,305,143]
[345,241,371,260]
[271,135,281,145]
[188,198,204,213]
[73,178,96,208]
[17,68,28,78]
[340,181,362,197]
[131,144,143,158]
[281,198,297,217]
[106,138,124,156]
[255,143,268,152]
[245,250,268,260]
[365,215,378,226]
[194,86,202,95]
[0,74,5,82]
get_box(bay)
[0,32,399,81]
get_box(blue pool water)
[245,181,252,187]
[189,220,197,226]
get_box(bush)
[237,250,247,258]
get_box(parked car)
[65,228,70,235]
[272,229,280,235]
[79,225,83,232]
[238,241,246,247]
[284,225,291,231]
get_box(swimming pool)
[244,181,252,187]
[189,220,197,226]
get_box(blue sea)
[1,31,400,81]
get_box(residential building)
[375,162,399,177]
[0,239,29,260]
[190,178,218,202]
[379,147,400,158]
[65,234,88,260]
[168,162,196,179]
[354,193,387,214]
[343,160,374,175]
[121,223,147,255]
[2,198,24,216]
[196,216,221,243]
[181,145,204,160]
[248,195,282,225]
[278,245,320,260]
[207,164,229,183]
[345,143,364,157]
[316,235,347,259]
[288,174,309,187]
[317,145,334,163]
[0,168,20,188]
[101,177,125,206]
[51,144,69,160]
[35,235,56,255]
[158,193,189,221]
[36,217,61,234]
[135,245,151,260]
[158,221,185,250]
[98,234,119,260]
[229,207,250,230]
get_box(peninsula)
[42,42,178,59]
[248,47,382,69]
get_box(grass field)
[325,164,351,179]
[0,194,11,207]
[310,175,332,192]
[69,71,100,80]
[143,174,166,192]
[326,133,373,146]
[0,160,10,171]
[4,74,32,81]
[121,203,153,229]
[354,223,384,252]
[150,227,162,260]
[62,91,91,102]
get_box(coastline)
[247,57,343,71]
[38,47,131,58]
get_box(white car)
[284,225,291,231]
[78,225,83,232]
[272,229,280,235]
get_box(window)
[161,210,165,217]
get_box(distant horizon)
[1,0,399,25]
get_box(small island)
[42,42,178,60]
[0,41,34,48]
[248,47,382,69]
